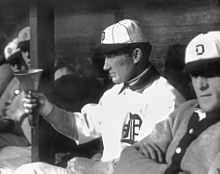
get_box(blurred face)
[10,51,30,73]
[103,52,135,84]
[10,64,27,73]
[192,75,220,113]
[21,51,31,69]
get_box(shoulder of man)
[154,76,186,105]
[167,99,198,132]
[208,153,220,174]
[155,76,187,93]
[0,77,20,114]
[144,99,198,144]
[142,76,175,94]
[99,83,124,101]
[142,76,185,101]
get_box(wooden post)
[29,1,55,162]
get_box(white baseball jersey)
[44,68,185,162]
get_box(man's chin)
[199,103,216,113]
[111,77,119,84]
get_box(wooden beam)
[29,1,55,162]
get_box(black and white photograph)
[0,0,220,173]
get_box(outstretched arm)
[23,91,102,144]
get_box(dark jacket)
[114,100,220,174]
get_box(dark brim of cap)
[184,58,220,77]
[95,42,151,55]
[6,51,22,63]
[6,51,26,67]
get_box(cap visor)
[95,44,130,54]
[6,51,22,64]
[95,42,151,55]
[184,58,220,76]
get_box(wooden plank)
[29,1,55,162]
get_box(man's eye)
[190,73,198,78]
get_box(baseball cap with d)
[97,19,150,54]
[185,31,220,77]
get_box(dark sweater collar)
[119,66,160,94]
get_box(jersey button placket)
[175,147,182,154]
[188,128,194,134]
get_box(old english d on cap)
[185,31,220,76]
[97,19,149,54]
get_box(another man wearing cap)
[0,26,31,142]
[16,26,31,69]
[5,26,31,73]
[15,19,184,174]
[113,31,220,174]
[0,36,31,145]
[0,27,32,170]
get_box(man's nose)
[24,51,30,59]
[103,58,110,71]
[197,76,209,91]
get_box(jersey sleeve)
[43,89,112,145]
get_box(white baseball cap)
[185,31,220,64]
[97,19,149,54]
[4,38,28,70]
[18,26,30,43]
[185,31,220,75]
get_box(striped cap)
[98,19,149,54]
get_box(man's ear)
[132,48,142,64]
